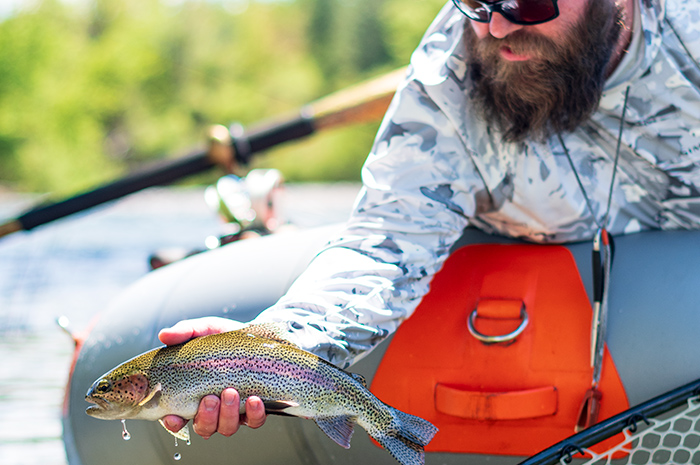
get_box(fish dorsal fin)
[350,373,368,388]
[137,382,162,407]
[315,416,356,449]
[158,419,190,444]
[238,322,298,347]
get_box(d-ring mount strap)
[467,299,529,344]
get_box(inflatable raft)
[62,225,700,465]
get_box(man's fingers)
[217,388,242,437]
[158,320,196,346]
[161,415,187,433]
[186,389,267,440]
[242,396,267,429]
[158,317,246,346]
[193,395,221,439]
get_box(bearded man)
[161,0,700,440]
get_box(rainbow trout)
[85,324,438,465]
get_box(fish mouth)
[85,397,132,421]
[85,397,110,415]
[85,405,101,416]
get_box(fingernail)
[223,390,236,406]
[204,397,218,412]
[163,418,177,430]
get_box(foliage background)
[0,0,446,195]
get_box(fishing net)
[518,381,700,465]
[561,396,700,465]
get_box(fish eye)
[95,379,112,393]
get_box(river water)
[0,184,360,465]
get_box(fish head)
[85,370,160,420]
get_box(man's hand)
[158,317,268,438]
[158,316,246,346]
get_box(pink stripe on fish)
[162,356,341,390]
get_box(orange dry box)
[370,244,629,456]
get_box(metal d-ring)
[467,304,529,344]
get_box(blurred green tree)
[0,0,446,194]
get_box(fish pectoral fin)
[262,400,300,414]
[236,322,298,347]
[158,419,191,444]
[314,416,356,449]
[137,382,162,407]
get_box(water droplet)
[174,453,182,461]
[174,437,179,447]
[121,419,131,441]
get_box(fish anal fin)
[315,416,356,449]
[237,323,298,347]
[158,419,190,444]
[137,382,162,407]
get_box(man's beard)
[465,0,623,143]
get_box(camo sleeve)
[251,0,700,367]
[251,71,483,368]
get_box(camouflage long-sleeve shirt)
[254,0,700,368]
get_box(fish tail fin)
[375,432,426,465]
[392,408,438,447]
[371,408,438,465]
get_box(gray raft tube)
[63,225,700,465]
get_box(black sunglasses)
[452,0,560,26]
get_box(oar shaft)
[6,117,316,234]
[231,113,316,164]
[0,127,233,238]
[0,67,406,238]
[16,149,214,232]
[311,67,406,130]
[0,220,21,238]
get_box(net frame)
[518,378,700,465]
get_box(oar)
[0,67,406,239]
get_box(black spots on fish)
[369,407,438,465]
[127,373,150,403]
[237,323,298,346]
[102,373,150,405]
[92,327,442,464]
[350,373,368,388]
[376,432,426,465]
[392,409,438,447]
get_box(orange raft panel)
[370,244,629,456]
